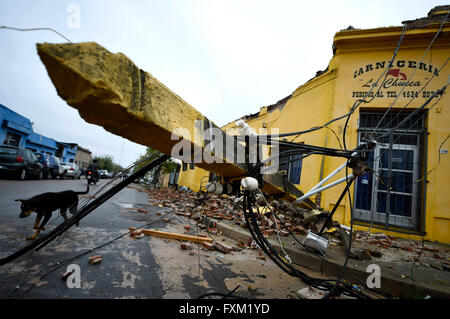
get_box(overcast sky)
[0,0,446,167]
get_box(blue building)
[0,104,78,163]
[0,104,33,148]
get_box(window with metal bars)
[278,145,303,185]
[354,109,427,231]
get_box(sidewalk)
[206,215,450,299]
[136,185,450,299]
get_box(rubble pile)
[130,185,449,271]
[140,186,337,237]
[350,231,450,269]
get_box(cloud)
[0,0,443,167]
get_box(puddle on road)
[116,203,135,209]
[116,202,157,223]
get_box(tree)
[132,148,178,182]
[92,154,123,173]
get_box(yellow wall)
[178,166,211,192]
[179,19,450,243]
[328,25,450,243]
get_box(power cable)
[368,10,450,140]
[0,25,72,43]
[5,216,168,298]
[0,154,170,266]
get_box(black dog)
[15,185,89,240]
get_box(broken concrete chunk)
[213,241,232,254]
[297,286,326,299]
[279,230,289,237]
[368,250,382,258]
[202,242,215,251]
[349,250,371,261]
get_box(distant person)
[87,159,99,179]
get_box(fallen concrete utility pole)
[36,42,314,206]
[129,227,213,243]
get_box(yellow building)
[178,6,450,243]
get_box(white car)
[53,157,66,178]
[60,162,81,179]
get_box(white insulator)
[241,177,258,191]
[206,182,223,194]
[236,119,256,136]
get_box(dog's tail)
[76,185,90,195]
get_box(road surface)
[0,177,310,299]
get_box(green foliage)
[133,148,177,175]
[93,154,124,172]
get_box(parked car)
[52,157,65,178]
[59,162,81,179]
[62,162,81,179]
[99,169,110,179]
[0,145,42,180]
[35,154,60,179]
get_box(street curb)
[206,217,450,299]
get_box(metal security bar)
[354,110,427,231]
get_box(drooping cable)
[0,25,72,43]
[0,154,170,266]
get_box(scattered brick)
[213,242,232,254]
[130,230,143,238]
[424,247,440,253]
[180,242,193,250]
[202,242,215,251]
[257,251,266,260]
[89,255,102,265]
[402,246,414,252]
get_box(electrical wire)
[369,57,449,137]
[410,234,425,291]
[368,10,450,140]
[0,154,170,266]
[249,24,407,144]
[0,25,72,43]
[5,216,168,298]
[241,190,370,298]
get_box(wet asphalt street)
[0,177,307,299]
